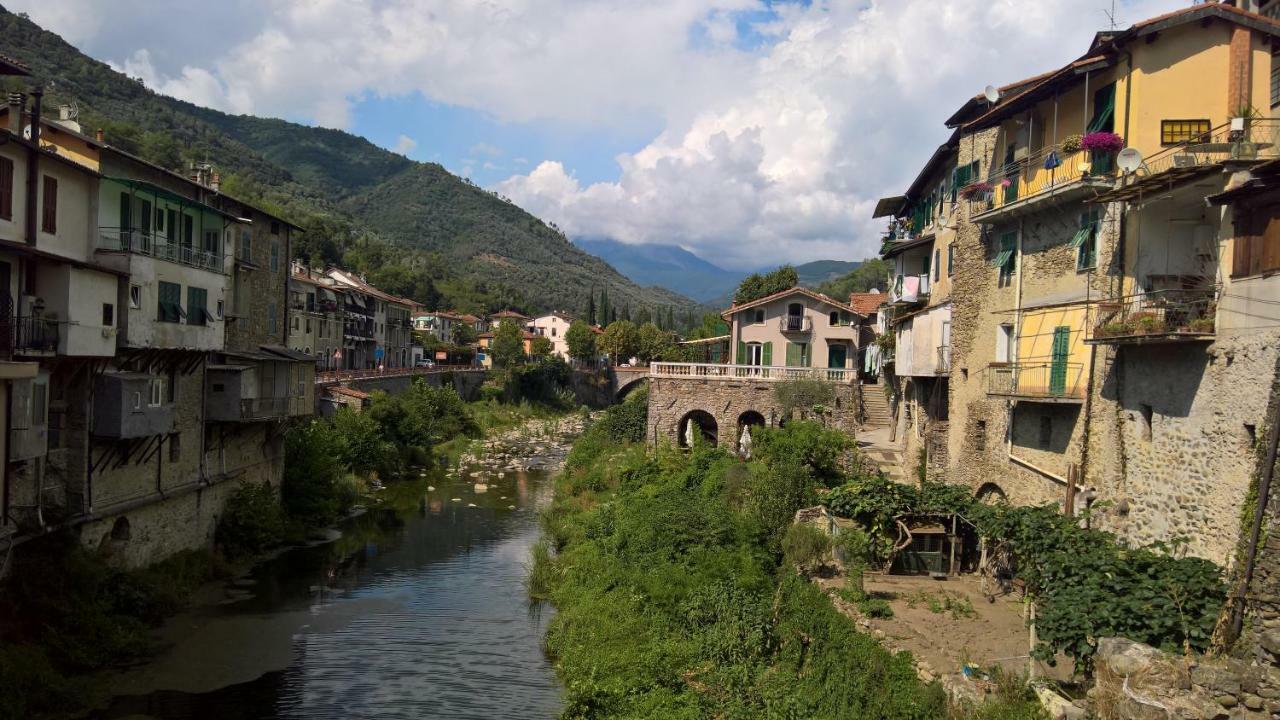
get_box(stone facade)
[646,375,858,449]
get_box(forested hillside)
[0,6,691,316]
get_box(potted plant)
[1061,134,1083,154]
[1130,312,1166,335]
[1098,321,1130,338]
[959,180,992,200]
[1189,317,1215,334]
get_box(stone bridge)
[609,366,651,400]
[646,363,859,449]
[315,366,487,414]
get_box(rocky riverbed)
[455,413,590,475]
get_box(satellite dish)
[21,124,31,140]
[983,85,1001,104]
[1117,147,1143,174]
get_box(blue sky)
[13,0,1183,269]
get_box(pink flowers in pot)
[1080,132,1124,153]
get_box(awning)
[873,196,908,218]
[261,344,315,362]
[104,176,238,220]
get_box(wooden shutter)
[1263,214,1280,275]
[786,342,799,367]
[762,341,772,366]
[737,340,746,364]
[0,156,12,220]
[40,175,56,233]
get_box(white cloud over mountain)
[13,0,1179,268]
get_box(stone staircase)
[856,384,908,483]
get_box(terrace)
[986,361,1085,403]
[98,228,225,274]
[1086,289,1215,345]
[649,362,858,384]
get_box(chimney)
[211,171,221,191]
[7,93,23,135]
[95,128,104,143]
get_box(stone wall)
[647,376,858,448]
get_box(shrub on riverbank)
[284,419,361,526]
[217,481,286,559]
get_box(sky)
[11,0,1184,270]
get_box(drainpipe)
[1008,218,1025,458]
[24,89,41,247]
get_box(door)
[1049,326,1070,396]
[827,343,846,370]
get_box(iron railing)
[1087,288,1216,343]
[15,316,58,352]
[315,365,481,384]
[965,147,1115,216]
[649,362,857,383]
[987,361,1085,401]
[778,315,812,333]
[935,345,951,374]
[98,228,225,273]
[1135,118,1280,180]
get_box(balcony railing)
[98,228,225,273]
[1135,118,1280,181]
[888,273,930,305]
[650,362,857,383]
[779,315,812,333]
[15,316,58,353]
[964,147,1116,219]
[935,345,951,374]
[1087,288,1216,344]
[987,361,1085,402]
[315,365,481,384]
[240,397,290,419]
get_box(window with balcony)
[158,281,183,323]
[0,156,13,220]
[1161,119,1210,146]
[40,175,57,233]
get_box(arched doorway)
[736,410,766,457]
[678,410,718,448]
[976,483,1008,505]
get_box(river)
[92,463,563,720]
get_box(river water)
[93,465,563,720]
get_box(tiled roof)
[722,286,862,318]
[848,292,886,316]
[327,385,371,400]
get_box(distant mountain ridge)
[0,6,691,315]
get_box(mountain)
[0,7,692,317]
[573,238,743,303]
[794,260,860,287]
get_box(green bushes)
[216,482,285,559]
[284,419,360,526]
[538,420,949,718]
[782,522,831,571]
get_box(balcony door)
[1049,326,1070,396]
[786,303,804,332]
[827,343,846,370]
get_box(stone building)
[881,2,1280,565]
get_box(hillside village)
[6,1,1280,719]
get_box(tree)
[634,322,674,365]
[491,320,526,367]
[530,335,554,358]
[451,322,478,346]
[635,307,652,325]
[689,312,730,340]
[565,320,597,362]
[600,320,639,364]
[586,289,596,328]
[599,285,611,327]
[733,265,798,305]
[815,258,893,299]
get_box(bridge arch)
[616,376,648,401]
[678,409,718,448]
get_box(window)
[271,220,280,235]
[785,341,810,367]
[268,302,278,335]
[182,214,194,246]
[129,284,141,309]
[1087,82,1116,134]
[149,377,165,407]
[993,231,1017,281]
[551,327,557,337]
[168,432,181,462]
[933,249,941,282]
[753,309,765,324]
[131,391,142,411]
[102,303,114,327]
[157,281,183,323]
[270,238,280,272]
[1074,209,1100,271]
[1038,415,1052,449]
[166,209,177,241]
[996,323,1014,363]
[0,156,12,220]
[305,318,311,334]
[292,316,300,331]
[40,175,57,233]
[829,310,840,326]
[947,244,954,277]
[1233,202,1280,277]
[155,207,165,233]
[1160,119,1210,146]
[203,230,219,255]
[187,286,209,326]
[216,300,224,319]
[238,229,251,261]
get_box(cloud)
[496,0,1181,268]
[394,134,418,155]
[470,142,502,158]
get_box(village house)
[527,311,574,358]
[875,1,1280,565]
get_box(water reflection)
[96,467,562,720]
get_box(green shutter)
[991,231,1016,269]
[762,341,772,366]
[786,342,799,367]
[801,343,810,367]
[1049,327,1071,395]
[1086,83,1116,134]
[737,340,746,364]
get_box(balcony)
[98,228,225,274]
[1086,289,1215,345]
[888,274,930,306]
[13,316,58,354]
[935,345,951,375]
[778,315,812,334]
[649,362,857,384]
[966,148,1116,223]
[987,361,1085,403]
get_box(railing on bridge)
[316,365,482,384]
[649,362,857,383]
